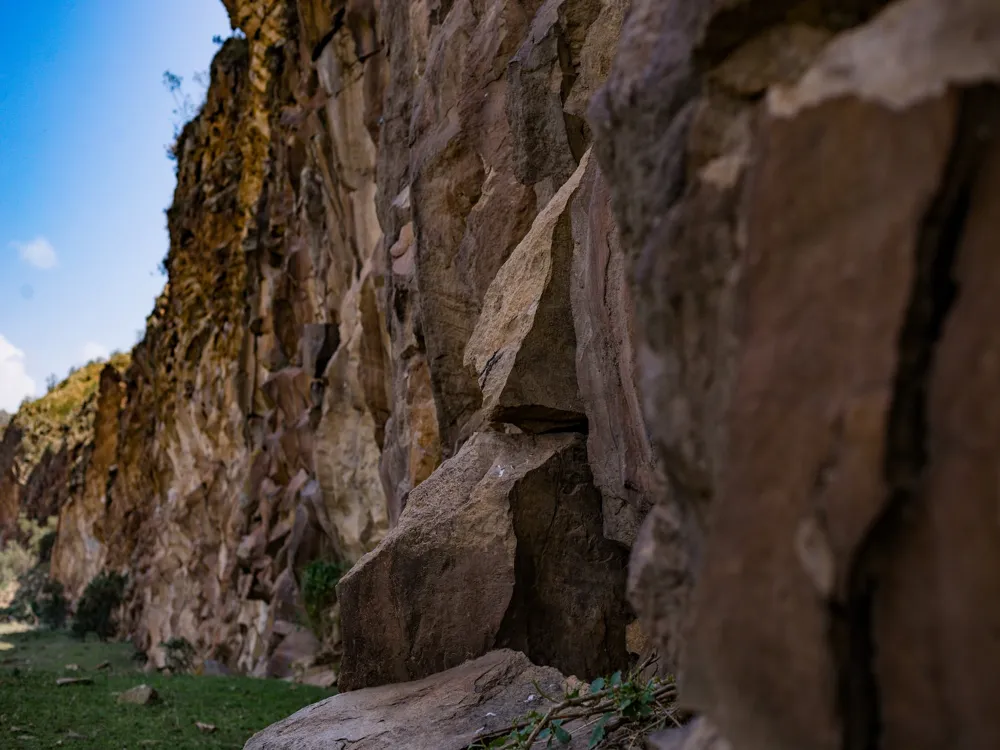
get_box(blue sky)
[0,0,231,411]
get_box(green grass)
[0,624,333,749]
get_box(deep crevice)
[834,86,1000,750]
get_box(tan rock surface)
[338,430,628,691]
[51,364,125,599]
[245,650,589,750]
[117,684,158,706]
[464,151,590,432]
[570,152,662,547]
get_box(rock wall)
[592,0,1000,748]
[50,365,126,599]
[0,356,130,544]
[9,1,997,747]
[4,0,648,685]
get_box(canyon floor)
[0,623,331,750]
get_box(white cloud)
[81,341,110,362]
[0,334,36,412]
[11,236,58,270]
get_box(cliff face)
[17,0,649,681]
[7,0,1000,747]
[0,355,129,542]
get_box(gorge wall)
[0,356,129,546]
[2,0,999,748]
[3,0,654,682]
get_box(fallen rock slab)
[244,649,588,750]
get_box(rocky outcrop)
[0,0,645,686]
[464,151,590,434]
[338,430,627,691]
[328,0,655,692]
[50,364,125,599]
[0,356,130,543]
[570,151,661,547]
[592,0,1000,748]
[245,649,588,750]
[0,424,22,534]
[7,0,997,749]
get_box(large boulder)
[338,430,628,691]
[245,649,589,750]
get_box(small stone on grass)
[117,684,158,705]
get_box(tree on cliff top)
[162,69,208,163]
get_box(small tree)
[301,559,349,637]
[72,571,127,641]
[45,373,58,392]
[32,579,68,630]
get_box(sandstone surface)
[245,649,588,750]
[338,430,628,691]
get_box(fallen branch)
[470,657,677,749]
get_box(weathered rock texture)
[591,0,1000,748]
[0,356,129,545]
[0,0,647,686]
[338,430,628,691]
[51,364,126,599]
[8,0,1000,748]
[245,649,589,750]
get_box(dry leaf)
[55,677,93,687]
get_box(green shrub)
[301,560,348,635]
[0,540,33,589]
[36,530,58,563]
[160,636,196,673]
[32,579,68,629]
[72,571,127,641]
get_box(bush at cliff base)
[72,571,126,641]
[301,559,348,637]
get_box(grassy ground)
[0,623,333,749]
